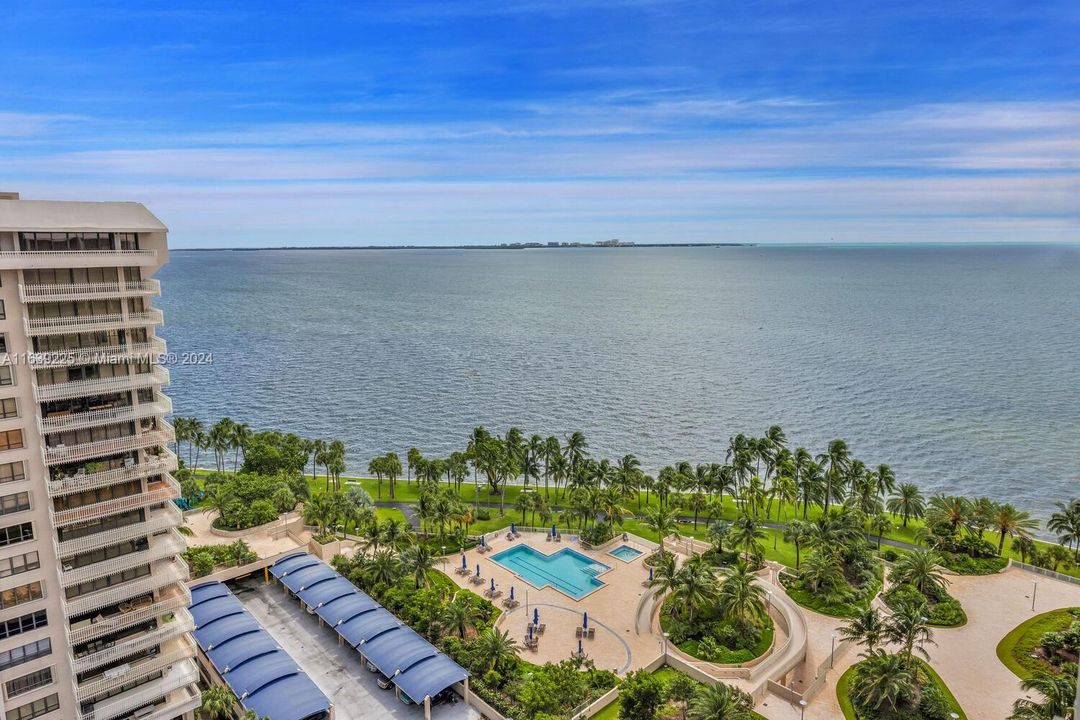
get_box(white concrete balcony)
[56,503,183,559]
[19,279,161,303]
[28,336,166,368]
[40,397,172,434]
[80,657,199,720]
[43,422,175,466]
[0,248,157,270]
[63,557,189,617]
[76,635,197,701]
[73,611,194,676]
[34,365,170,403]
[52,476,181,528]
[48,450,177,498]
[61,528,185,587]
[68,583,191,646]
[25,308,164,337]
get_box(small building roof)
[0,199,167,232]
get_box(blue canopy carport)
[267,553,471,718]
[189,581,332,720]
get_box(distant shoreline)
[173,242,752,251]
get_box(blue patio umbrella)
[511,522,516,534]
[649,567,654,581]
[476,564,481,576]
[578,638,583,655]
[461,554,468,570]
[527,624,533,639]
[533,608,540,625]
[490,578,496,592]
[480,534,486,547]
[510,587,515,601]
[551,524,557,537]
[582,611,588,629]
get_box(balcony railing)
[76,636,197,701]
[43,422,175,466]
[0,249,158,271]
[80,657,198,720]
[20,279,161,303]
[34,365,170,403]
[56,503,182,558]
[28,337,166,368]
[62,528,185,587]
[48,450,177,497]
[25,308,164,337]
[73,610,194,676]
[52,476,181,527]
[40,397,172,434]
[68,583,191,646]
[63,558,189,617]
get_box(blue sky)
[1,0,1077,247]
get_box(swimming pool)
[490,545,611,599]
[608,545,644,562]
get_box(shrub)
[475,508,492,521]
[582,523,614,546]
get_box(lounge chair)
[513,531,521,538]
[545,535,552,542]
[587,627,595,639]
[576,627,583,638]
[469,575,484,585]
[505,532,515,541]
[491,590,502,599]
[537,623,546,634]
[555,534,562,542]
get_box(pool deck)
[442,529,660,675]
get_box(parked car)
[376,674,393,690]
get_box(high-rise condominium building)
[0,193,197,720]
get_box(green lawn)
[995,607,1080,679]
[836,658,966,720]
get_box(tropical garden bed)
[836,657,966,720]
[995,607,1080,679]
[601,666,765,720]
[882,551,966,628]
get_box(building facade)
[0,193,198,720]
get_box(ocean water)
[156,244,1080,520]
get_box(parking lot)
[231,576,482,720]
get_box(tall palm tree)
[783,520,814,570]
[887,483,926,528]
[1047,498,1080,561]
[650,552,678,595]
[729,514,765,564]
[992,503,1038,554]
[816,439,850,515]
[1008,669,1077,720]
[365,548,401,586]
[886,600,936,670]
[869,513,893,549]
[439,599,477,639]
[472,628,520,673]
[302,492,337,535]
[383,451,402,499]
[838,607,887,654]
[644,505,679,558]
[688,682,753,720]
[230,422,251,472]
[670,561,718,622]
[563,431,589,478]
[925,494,971,536]
[400,544,434,589]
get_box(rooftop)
[0,194,167,232]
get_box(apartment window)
[0,462,25,484]
[5,692,58,720]
[5,668,53,700]
[0,611,47,641]
[0,430,21,451]
[0,399,16,420]
[0,300,5,321]
[0,552,40,579]
[0,639,51,672]
[0,523,33,547]
[0,335,7,353]
[0,368,11,387]
[0,492,30,516]
[0,582,43,611]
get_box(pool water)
[490,545,611,599]
[609,545,644,562]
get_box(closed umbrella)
[582,611,588,629]
[649,567,654,582]
[461,555,468,570]
[578,638,583,655]
[510,587,515,601]
[476,564,481,577]
[511,522,516,534]
[551,524,557,537]
[533,608,540,625]
[490,578,496,593]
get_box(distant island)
[175,240,754,251]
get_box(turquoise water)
[490,545,610,599]
[609,545,644,562]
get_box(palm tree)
[886,600,936,670]
[472,628,520,673]
[1008,669,1077,720]
[1048,498,1080,561]
[849,650,918,716]
[729,514,765,564]
[716,563,767,623]
[400,544,434,589]
[688,682,752,720]
[670,561,718,622]
[887,483,926,528]
[799,551,846,600]
[1012,535,1036,564]
[644,505,678,558]
[838,607,886,654]
[230,422,251,472]
[198,685,236,720]
[365,548,401,586]
[201,484,235,528]
[816,439,851,515]
[869,513,893,549]
[563,431,588,478]
[650,552,678,596]
[439,599,477,639]
[992,503,1038,555]
[367,456,386,499]
[783,520,814,570]
[925,494,971,536]
[302,492,337,535]
[890,550,949,597]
